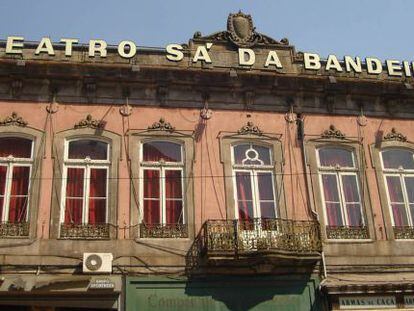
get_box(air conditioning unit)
[83,253,113,274]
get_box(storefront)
[126,275,324,311]
[0,275,122,311]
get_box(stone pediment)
[192,11,289,48]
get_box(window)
[381,149,414,229]
[232,143,277,221]
[317,146,367,239]
[0,137,32,226]
[139,141,186,237]
[60,139,110,239]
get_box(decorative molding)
[321,125,345,139]
[383,128,407,142]
[0,112,28,127]
[194,11,287,48]
[148,118,175,132]
[74,114,104,129]
[237,121,263,136]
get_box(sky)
[0,0,412,60]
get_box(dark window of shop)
[0,137,33,237]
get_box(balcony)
[326,225,369,240]
[60,223,110,239]
[190,218,321,268]
[393,226,414,239]
[139,223,188,238]
[0,222,29,237]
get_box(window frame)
[128,128,195,239]
[0,126,44,239]
[220,133,286,220]
[371,141,414,240]
[50,128,120,239]
[306,139,374,241]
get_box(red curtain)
[321,174,343,226]
[143,169,160,225]
[165,170,183,224]
[8,166,30,223]
[236,172,253,221]
[257,173,276,219]
[341,175,363,226]
[143,142,181,162]
[64,168,84,224]
[68,140,107,160]
[89,168,107,224]
[0,166,6,221]
[386,176,407,227]
[0,138,32,158]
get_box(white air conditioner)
[83,253,113,274]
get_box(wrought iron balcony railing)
[393,226,414,239]
[60,223,110,239]
[0,221,29,237]
[139,223,188,238]
[201,218,321,258]
[326,225,369,240]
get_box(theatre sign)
[1,11,412,78]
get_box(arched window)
[232,143,277,221]
[381,148,414,228]
[60,139,109,231]
[0,137,33,224]
[140,141,184,229]
[317,147,364,228]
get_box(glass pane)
[88,198,106,224]
[10,166,30,195]
[89,169,107,197]
[404,177,414,204]
[143,170,159,199]
[341,175,360,203]
[410,204,414,226]
[66,168,84,197]
[392,203,409,227]
[143,141,181,162]
[233,144,249,164]
[166,200,183,224]
[0,137,32,158]
[382,149,414,169]
[257,173,275,201]
[319,147,354,167]
[68,140,108,160]
[0,166,7,195]
[64,198,83,224]
[165,170,182,199]
[254,145,271,165]
[144,199,160,224]
[238,201,254,221]
[233,144,271,165]
[8,196,28,222]
[260,202,276,219]
[386,176,404,203]
[321,174,340,202]
[236,172,253,220]
[326,202,343,226]
[346,203,363,226]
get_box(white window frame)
[59,139,110,225]
[380,149,414,227]
[317,148,365,227]
[139,141,185,225]
[0,139,33,223]
[231,143,278,220]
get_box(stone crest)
[227,11,256,47]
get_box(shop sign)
[89,278,115,290]
[339,296,396,309]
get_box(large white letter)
[238,48,255,66]
[5,36,24,54]
[325,55,342,72]
[303,53,321,70]
[166,44,184,62]
[89,39,107,58]
[264,51,282,69]
[35,37,55,56]
[365,58,382,74]
[192,43,212,63]
[386,60,402,77]
[344,56,362,73]
[403,61,411,77]
[118,40,136,58]
[60,38,78,57]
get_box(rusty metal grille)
[60,223,110,239]
[139,223,188,238]
[326,226,369,239]
[0,222,29,237]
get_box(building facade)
[0,12,413,311]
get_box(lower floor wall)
[125,275,324,311]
